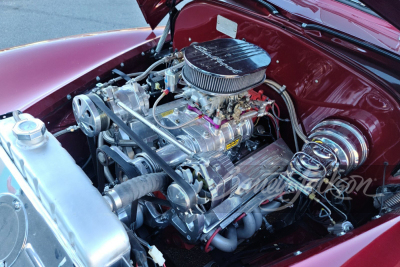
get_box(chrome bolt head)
[13,200,21,211]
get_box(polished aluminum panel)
[0,114,130,267]
[216,15,238,39]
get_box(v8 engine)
[0,38,370,267]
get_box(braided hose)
[264,80,308,151]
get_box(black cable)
[87,136,104,191]
[252,0,279,14]
[81,155,92,169]
[166,0,178,42]
[271,104,289,122]
[335,0,380,18]
[124,224,149,267]
[379,161,389,215]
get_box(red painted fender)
[0,27,164,116]
[266,213,400,267]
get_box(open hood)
[137,0,400,31]
[359,0,400,31]
[136,0,183,29]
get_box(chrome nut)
[12,119,46,142]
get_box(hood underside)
[136,0,400,31]
[136,0,183,29]
[360,0,400,31]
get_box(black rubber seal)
[112,69,131,82]
[302,23,400,62]
[252,0,279,14]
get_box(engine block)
[167,139,293,242]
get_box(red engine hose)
[274,102,280,118]
[204,227,222,253]
[261,191,286,205]
[233,212,246,223]
[205,212,247,253]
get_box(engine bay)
[0,37,385,267]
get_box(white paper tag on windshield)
[216,15,238,39]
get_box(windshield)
[261,0,400,55]
[335,0,379,17]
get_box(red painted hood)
[136,0,183,29]
[361,0,400,31]
[137,0,400,31]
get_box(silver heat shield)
[182,39,271,95]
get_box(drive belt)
[87,94,196,208]
[97,145,141,178]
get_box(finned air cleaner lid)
[182,38,271,95]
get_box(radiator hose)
[105,172,169,211]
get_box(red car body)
[1,0,400,266]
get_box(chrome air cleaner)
[182,38,271,95]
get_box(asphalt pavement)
[0,0,190,50]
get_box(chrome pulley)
[72,94,110,137]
